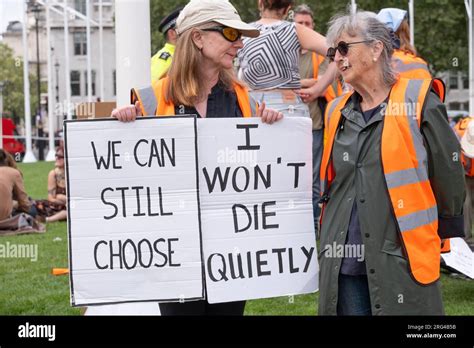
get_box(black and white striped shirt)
[238,21,301,90]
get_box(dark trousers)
[159,300,246,316]
[337,274,372,316]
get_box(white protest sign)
[441,238,474,278]
[65,117,204,306]
[198,118,318,303]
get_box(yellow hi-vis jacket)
[151,43,175,83]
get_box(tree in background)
[150,0,468,76]
[150,0,188,55]
[356,0,468,75]
[0,42,43,126]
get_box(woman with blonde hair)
[116,0,282,124]
[112,0,284,315]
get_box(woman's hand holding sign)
[111,101,142,122]
[256,102,283,125]
[112,100,284,125]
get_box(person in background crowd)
[3,151,39,218]
[238,0,337,118]
[151,7,183,82]
[294,4,343,108]
[112,0,283,316]
[377,8,432,79]
[318,10,464,315]
[4,150,19,170]
[454,117,474,241]
[36,146,67,223]
[0,149,30,221]
[293,4,342,237]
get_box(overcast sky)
[0,0,23,37]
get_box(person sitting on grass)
[0,149,30,221]
[36,146,67,223]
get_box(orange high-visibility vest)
[452,117,474,176]
[440,239,451,253]
[324,80,344,102]
[453,117,472,141]
[311,52,325,80]
[320,77,446,285]
[131,76,253,117]
[311,52,344,103]
[462,154,474,177]
[393,49,432,79]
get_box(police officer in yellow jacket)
[151,7,183,82]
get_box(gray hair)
[326,10,396,86]
[294,4,313,19]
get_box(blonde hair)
[396,19,417,55]
[166,23,243,106]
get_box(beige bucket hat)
[176,0,260,38]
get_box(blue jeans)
[312,129,323,235]
[337,274,372,316]
[249,90,311,118]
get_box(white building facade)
[441,71,470,112]
[2,0,116,131]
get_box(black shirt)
[174,82,243,118]
[340,94,387,276]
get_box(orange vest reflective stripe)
[132,76,253,117]
[311,52,343,103]
[321,77,444,285]
[393,49,432,79]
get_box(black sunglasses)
[201,26,242,42]
[56,154,64,159]
[326,40,372,62]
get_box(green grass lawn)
[0,162,472,315]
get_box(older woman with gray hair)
[318,11,465,315]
